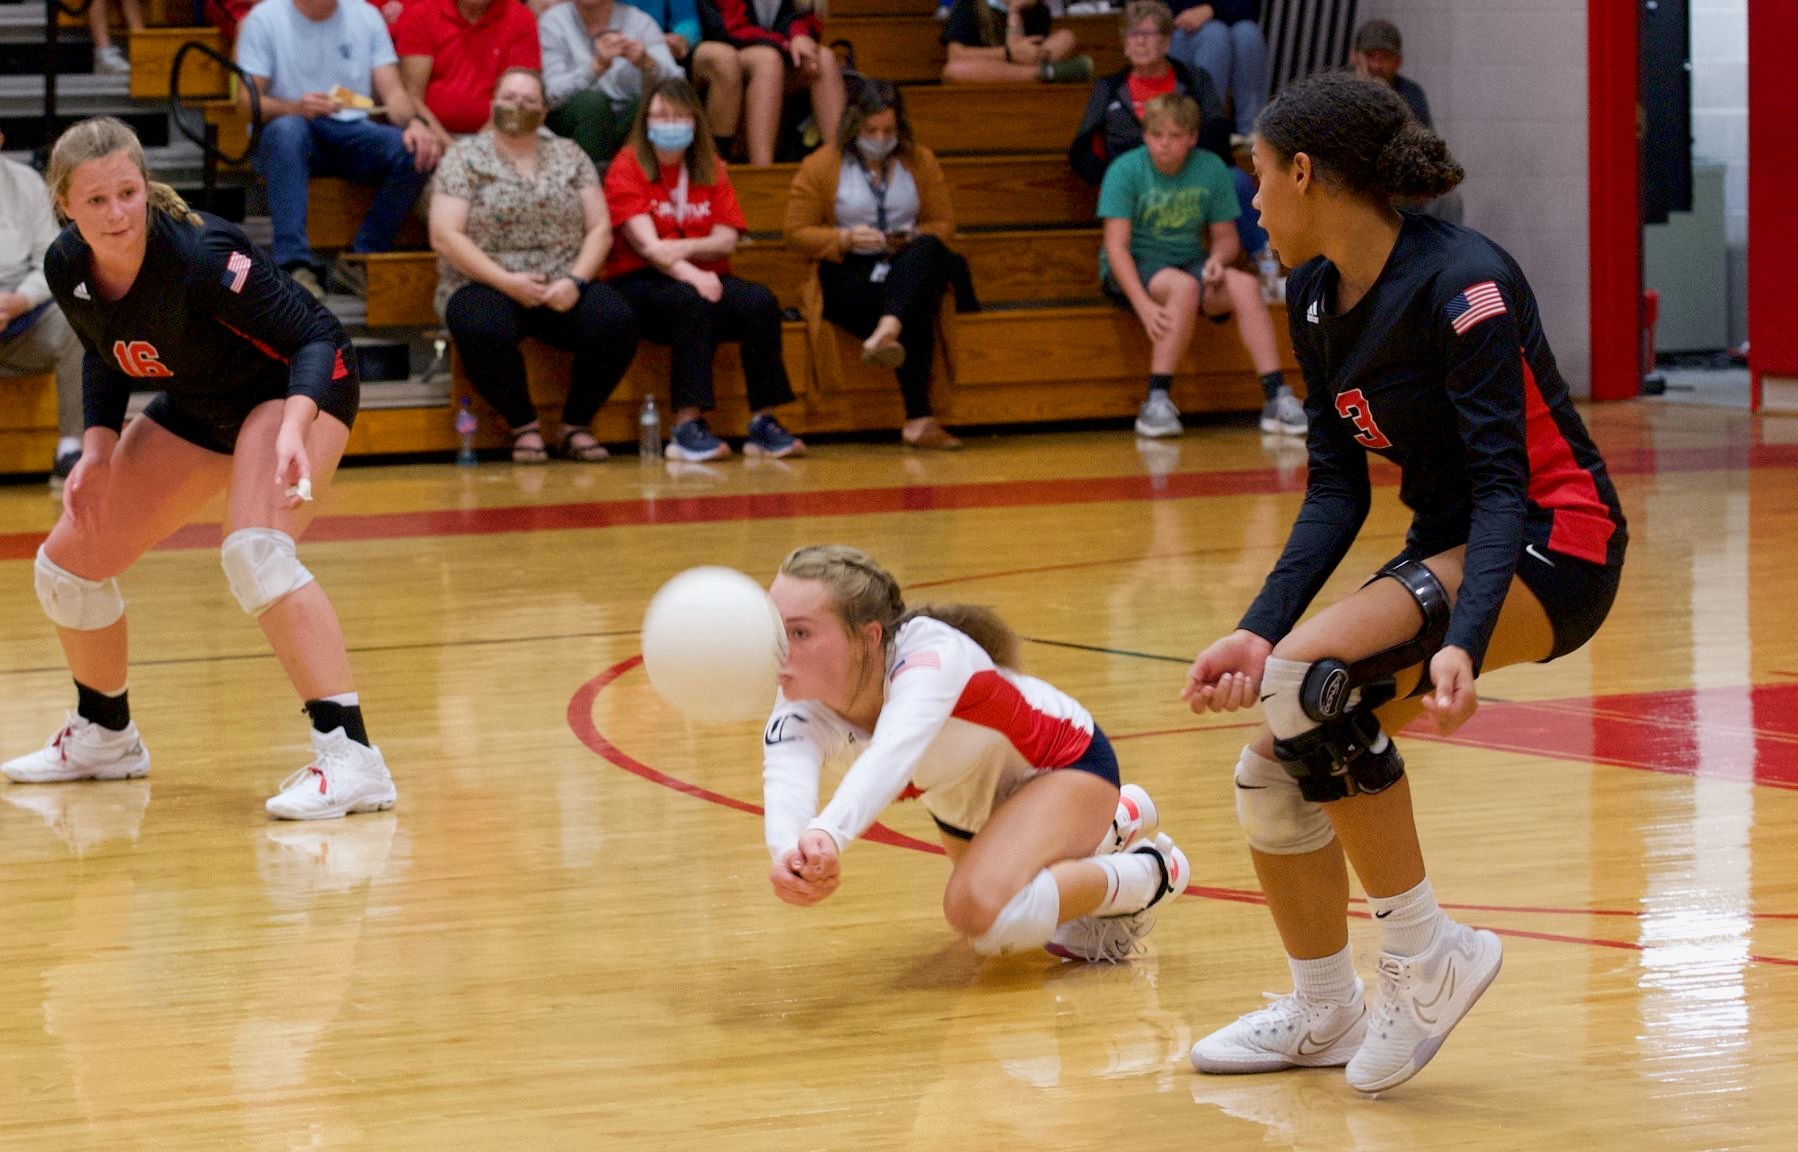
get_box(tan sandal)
[511,427,549,464]
[558,430,610,462]
[861,339,906,369]
[902,420,962,450]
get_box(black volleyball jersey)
[46,209,353,434]
[1240,213,1627,672]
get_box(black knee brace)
[1273,707,1406,803]
[1299,557,1452,723]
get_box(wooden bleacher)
[127,26,228,101]
[0,5,1292,477]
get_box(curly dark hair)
[1256,71,1463,202]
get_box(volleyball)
[641,566,788,725]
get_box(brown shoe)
[903,420,962,450]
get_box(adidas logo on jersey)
[1305,298,1320,324]
[74,282,91,300]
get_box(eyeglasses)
[1124,28,1166,41]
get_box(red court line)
[566,657,1798,968]
[9,437,1795,562]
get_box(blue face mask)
[857,134,897,162]
[646,121,695,153]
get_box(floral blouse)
[431,128,600,316]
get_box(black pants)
[446,282,640,431]
[817,233,953,420]
[609,270,795,413]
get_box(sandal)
[902,419,962,451]
[511,426,549,464]
[559,429,610,462]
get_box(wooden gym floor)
[0,401,1795,1150]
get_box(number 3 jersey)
[46,209,355,435]
[761,616,1097,860]
[1240,213,1628,673]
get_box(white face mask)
[856,134,897,162]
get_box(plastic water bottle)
[454,396,478,466]
[639,395,662,460]
[1256,247,1282,304]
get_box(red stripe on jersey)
[215,317,288,365]
[951,669,1093,769]
[1521,355,1615,564]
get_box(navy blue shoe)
[744,413,806,458]
[667,418,730,461]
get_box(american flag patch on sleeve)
[1446,280,1506,335]
[222,251,253,294]
[892,651,942,680]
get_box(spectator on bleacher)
[0,132,83,485]
[699,0,844,166]
[939,0,1092,85]
[1069,1,1228,187]
[603,78,805,460]
[430,68,639,461]
[237,0,440,298]
[1097,93,1300,439]
[1349,18,1462,224]
[88,0,145,75]
[395,0,542,154]
[1165,0,1266,140]
[784,81,962,451]
[541,0,679,166]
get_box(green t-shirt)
[1097,145,1241,282]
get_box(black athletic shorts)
[141,347,361,455]
[931,725,1122,841]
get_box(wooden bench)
[825,12,1125,83]
[904,83,1088,155]
[357,228,1105,328]
[731,153,1094,233]
[307,178,430,252]
[0,372,61,476]
[127,27,229,101]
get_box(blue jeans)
[1171,19,1268,135]
[1232,166,1267,255]
[254,114,431,270]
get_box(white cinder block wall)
[1353,1,1593,394]
[1689,0,1748,346]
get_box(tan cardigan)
[782,144,958,393]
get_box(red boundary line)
[566,657,1798,969]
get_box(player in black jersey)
[1180,74,1627,1093]
[1,118,397,822]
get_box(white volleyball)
[641,566,787,725]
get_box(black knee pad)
[1272,706,1406,803]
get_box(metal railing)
[41,0,97,159]
[168,38,261,211]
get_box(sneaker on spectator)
[1135,392,1182,438]
[49,444,80,491]
[1259,387,1307,437]
[667,417,731,462]
[286,265,326,300]
[94,44,130,74]
[330,255,368,298]
[744,413,805,458]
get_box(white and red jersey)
[761,616,1096,860]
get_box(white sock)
[1091,850,1163,916]
[1367,876,1448,958]
[970,869,1061,955]
[1289,943,1360,1005]
[320,692,359,706]
[57,437,81,456]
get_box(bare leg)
[224,402,356,701]
[863,315,902,358]
[1039,28,1077,61]
[42,418,234,693]
[739,45,786,167]
[942,56,1045,84]
[1145,267,1201,375]
[1209,267,1281,375]
[807,48,845,146]
[941,769,1119,938]
[692,41,744,141]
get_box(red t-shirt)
[602,148,748,278]
[1126,67,1178,121]
[392,0,541,135]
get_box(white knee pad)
[970,869,1061,957]
[1233,745,1335,856]
[1260,656,1360,740]
[221,528,314,617]
[34,546,124,631]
